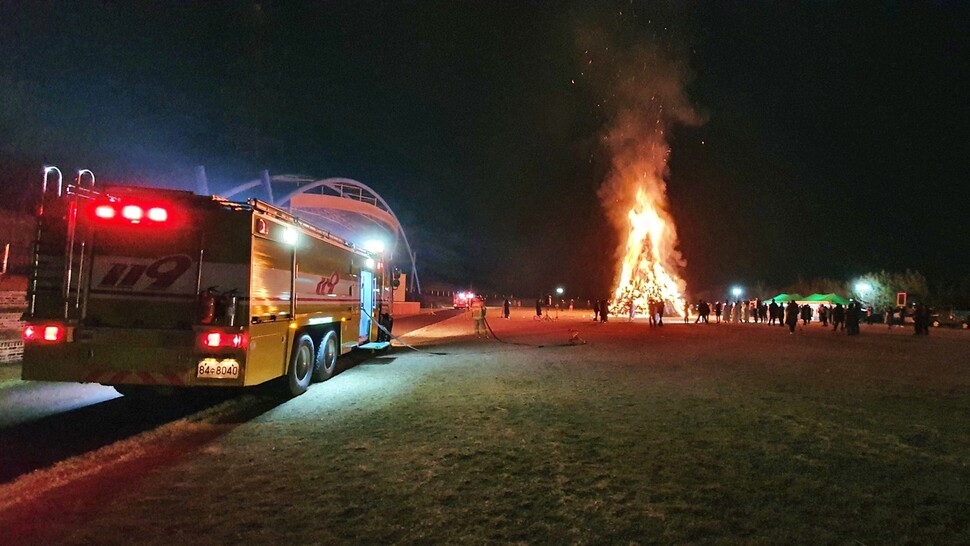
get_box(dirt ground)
[2,310,968,544]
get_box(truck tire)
[287,334,314,396]
[313,330,338,382]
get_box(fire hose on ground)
[483,316,587,348]
[360,307,449,355]
[361,308,586,354]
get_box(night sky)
[1,2,968,298]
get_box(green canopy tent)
[768,293,803,303]
[802,293,850,306]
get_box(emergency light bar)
[91,200,172,225]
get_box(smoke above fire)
[580,29,703,317]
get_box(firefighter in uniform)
[470,296,487,338]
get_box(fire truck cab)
[22,171,392,397]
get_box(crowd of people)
[683,298,932,336]
[472,295,934,338]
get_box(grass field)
[13,312,970,544]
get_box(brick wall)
[0,290,26,363]
[0,212,34,363]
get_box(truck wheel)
[313,330,338,382]
[287,334,314,396]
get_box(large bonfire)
[595,47,699,319]
[609,184,686,318]
[602,124,687,318]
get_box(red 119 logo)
[316,272,340,295]
[98,255,193,290]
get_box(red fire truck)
[21,171,392,397]
[453,290,476,310]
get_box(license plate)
[197,358,240,379]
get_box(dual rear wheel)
[313,330,339,382]
[286,330,338,397]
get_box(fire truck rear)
[22,171,391,397]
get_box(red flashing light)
[201,331,247,349]
[122,205,143,221]
[147,207,168,222]
[24,324,64,343]
[95,205,116,219]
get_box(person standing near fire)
[846,302,860,335]
[914,301,930,335]
[785,300,799,334]
[832,303,846,332]
[470,296,487,338]
[800,304,812,326]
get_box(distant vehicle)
[930,309,970,329]
[453,291,476,310]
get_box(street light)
[364,240,386,254]
[555,287,564,296]
[731,286,743,298]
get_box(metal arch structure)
[217,170,420,294]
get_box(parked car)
[930,309,970,329]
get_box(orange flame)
[609,185,686,318]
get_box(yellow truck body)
[22,180,391,396]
